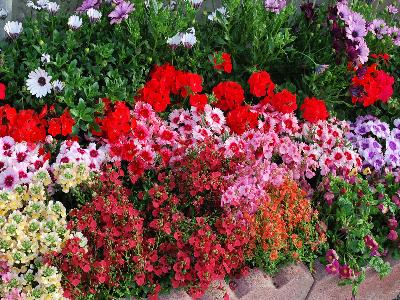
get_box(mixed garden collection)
[0,0,399,299]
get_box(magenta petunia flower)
[339,264,353,279]
[325,249,339,263]
[387,230,398,241]
[326,260,340,275]
[108,1,134,24]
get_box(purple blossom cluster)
[264,0,287,13]
[329,0,369,65]
[76,0,134,24]
[347,115,400,172]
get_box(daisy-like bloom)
[4,21,23,39]
[87,8,102,22]
[189,0,203,8]
[68,15,83,30]
[208,7,228,21]
[27,0,49,10]
[76,0,101,12]
[387,4,398,15]
[355,39,369,65]
[166,32,182,49]
[0,8,8,20]
[26,68,52,98]
[315,64,329,75]
[346,20,367,41]
[181,27,196,48]
[52,80,64,93]
[46,2,60,14]
[41,53,51,64]
[108,1,135,25]
[368,19,388,39]
[264,0,287,13]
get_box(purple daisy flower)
[368,19,388,39]
[108,1,134,24]
[264,0,287,13]
[346,20,367,41]
[76,0,101,13]
[387,4,398,15]
[355,39,369,64]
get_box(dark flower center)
[38,77,47,86]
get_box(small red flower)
[248,71,275,98]
[213,81,245,111]
[301,97,329,123]
[0,83,6,100]
[268,89,297,114]
[213,52,232,74]
[189,94,208,111]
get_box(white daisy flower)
[26,68,52,98]
[41,53,51,64]
[0,8,8,20]
[4,21,23,39]
[46,2,60,14]
[87,8,102,23]
[167,32,182,49]
[189,0,203,8]
[208,7,228,21]
[27,1,42,10]
[52,80,64,93]
[68,15,83,30]
[181,28,196,48]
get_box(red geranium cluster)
[350,64,394,107]
[301,97,330,123]
[0,104,75,143]
[212,81,245,111]
[226,105,259,134]
[248,71,275,98]
[213,52,232,73]
[0,83,6,100]
[136,64,203,112]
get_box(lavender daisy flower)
[387,4,398,14]
[315,64,329,75]
[346,19,367,41]
[108,1,134,25]
[355,39,369,65]
[264,0,287,13]
[0,8,8,20]
[76,0,101,13]
[368,19,388,39]
[4,21,23,40]
[394,119,400,129]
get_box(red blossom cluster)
[301,97,330,123]
[350,64,394,107]
[0,103,75,143]
[213,52,233,73]
[136,64,203,112]
[48,164,144,299]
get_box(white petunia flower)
[4,21,23,39]
[26,68,52,98]
[87,8,102,23]
[68,15,83,30]
[41,53,51,64]
[52,80,64,93]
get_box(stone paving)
[150,256,400,300]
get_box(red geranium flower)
[301,97,329,123]
[190,94,208,111]
[0,83,6,100]
[212,81,245,111]
[213,52,232,73]
[248,71,275,98]
[268,89,297,114]
[226,105,258,134]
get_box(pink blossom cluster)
[0,136,49,190]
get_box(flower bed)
[0,0,399,299]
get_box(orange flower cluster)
[249,180,325,264]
